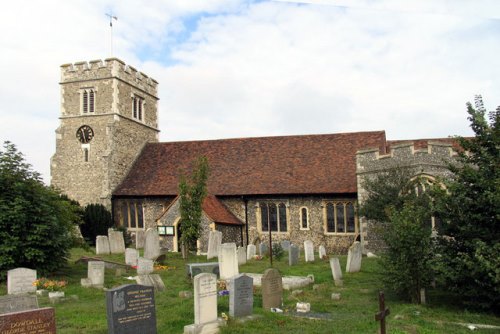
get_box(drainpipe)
[243,197,249,247]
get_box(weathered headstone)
[261,268,283,310]
[259,243,268,256]
[135,274,165,292]
[206,230,222,260]
[219,243,239,280]
[0,295,38,314]
[109,230,126,254]
[280,240,291,251]
[318,245,326,259]
[246,244,256,260]
[135,230,145,249]
[88,261,105,287]
[144,228,161,260]
[184,273,223,334]
[229,274,253,317]
[288,244,299,266]
[346,241,362,273]
[186,263,220,278]
[0,307,56,333]
[106,284,157,334]
[329,257,343,282]
[237,246,247,266]
[304,240,314,262]
[7,268,37,295]
[96,235,111,255]
[125,248,139,266]
[137,257,154,275]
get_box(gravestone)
[135,274,165,292]
[106,284,157,334]
[109,230,126,254]
[135,230,145,249]
[259,243,268,256]
[184,273,222,334]
[219,243,239,280]
[246,244,256,260]
[96,235,111,255]
[125,248,139,266]
[304,240,314,262]
[288,244,299,266]
[88,261,105,287]
[137,257,154,275]
[346,241,362,273]
[143,228,161,260]
[7,268,37,295]
[237,246,247,265]
[281,240,291,251]
[261,268,283,309]
[186,263,220,278]
[318,245,326,259]
[206,230,222,260]
[329,257,343,282]
[0,295,38,314]
[0,307,56,334]
[229,274,253,317]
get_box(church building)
[51,59,458,254]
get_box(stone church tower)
[51,58,159,208]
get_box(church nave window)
[259,202,288,233]
[300,207,309,230]
[121,201,144,230]
[324,201,357,234]
[132,95,144,121]
[81,88,96,114]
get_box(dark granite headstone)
[229,274,253,317]
[106,284,157,334]
[0,295,38,314]
[0,307,56,333]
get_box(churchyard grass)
[1,248,498,333]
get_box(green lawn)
[1,248,499,333]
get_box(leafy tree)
[359,168,435,303]
[80,203,114,246]
[178,156,209,259]
[433,96,500,311]
[0,141,78,279]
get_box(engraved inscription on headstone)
[88,261,105,287]
[0,307,56,334]
[194,273,218,325]
[261,268,283,309]
[0,295,38,315]
[7,268,37,295]
[106,284,157,334]
[229,274,253,317]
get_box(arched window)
[300,207,309,230]
[81,88,96,114]
[132,95,145,121]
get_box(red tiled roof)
[113,131,387,197]
[202,195,244,225]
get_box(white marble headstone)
[95,235,110,255]
[304,240,315,262]
[346,241,362,273]
[246,244,256,260]
[219,243,239,280]
[319,245,327,259]
[7,268,37,295]
[194,273,218,325]
[125,248,139,266]
[137,257,154,275]
[237,246,247,265]
[329,257,343,281]
[88,261,105,287]
[207,230,222,260]
[143,228,161,260]
[108,230,126,254]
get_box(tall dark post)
[268,224,273,266]
[375,291,390,334]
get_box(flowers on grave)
[218,290,229,297]
[218,280,227,290]
[221,312,229,321]
[153,264,176,271]
[33,278,67,292]
[253,255,263,260]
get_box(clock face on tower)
[76,125,94,143]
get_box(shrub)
[80,204,114,245]
[272,243,285,261]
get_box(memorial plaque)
[0,295,38,314]
[246,244,256,260]
[0,307,56,334]
[106,284,157,334]
[193,273,218,325]
[229,274,253,317]
[7,268,37,295]
[304,240,314,262]
[289,244,299,266]
[261,268,283,309]
[88,261,105,287]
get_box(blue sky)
[1,0,499,184]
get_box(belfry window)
[132,95,144,121]
[81,88,96,114]
[324,201,357,234]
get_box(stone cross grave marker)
[318,245,326,259]
[108,230,126,254]
[246,244,256,260]
[206,230,222,260]
[88,261,105,287]
[219,243,239,280]
[375,291,390,334]
[137,257,154,275]
[304,240,314,262]
[106,284,157,334]
[125,248,139,266]
[184,273,221,334]
[289,244,299,266]
[96,235,111,255]
[237,246,247,265]
[135,230,145,249]
[7,268,37,295]
[0,295,38,315]
[261,268,283,310]
[346,241,362,273]
[329,257,343,282]
[0,307,56,334]
[144,228,161,260]
[229,274,253,317]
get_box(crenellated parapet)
[60,58,158,97]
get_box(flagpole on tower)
[105,13,118,57]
